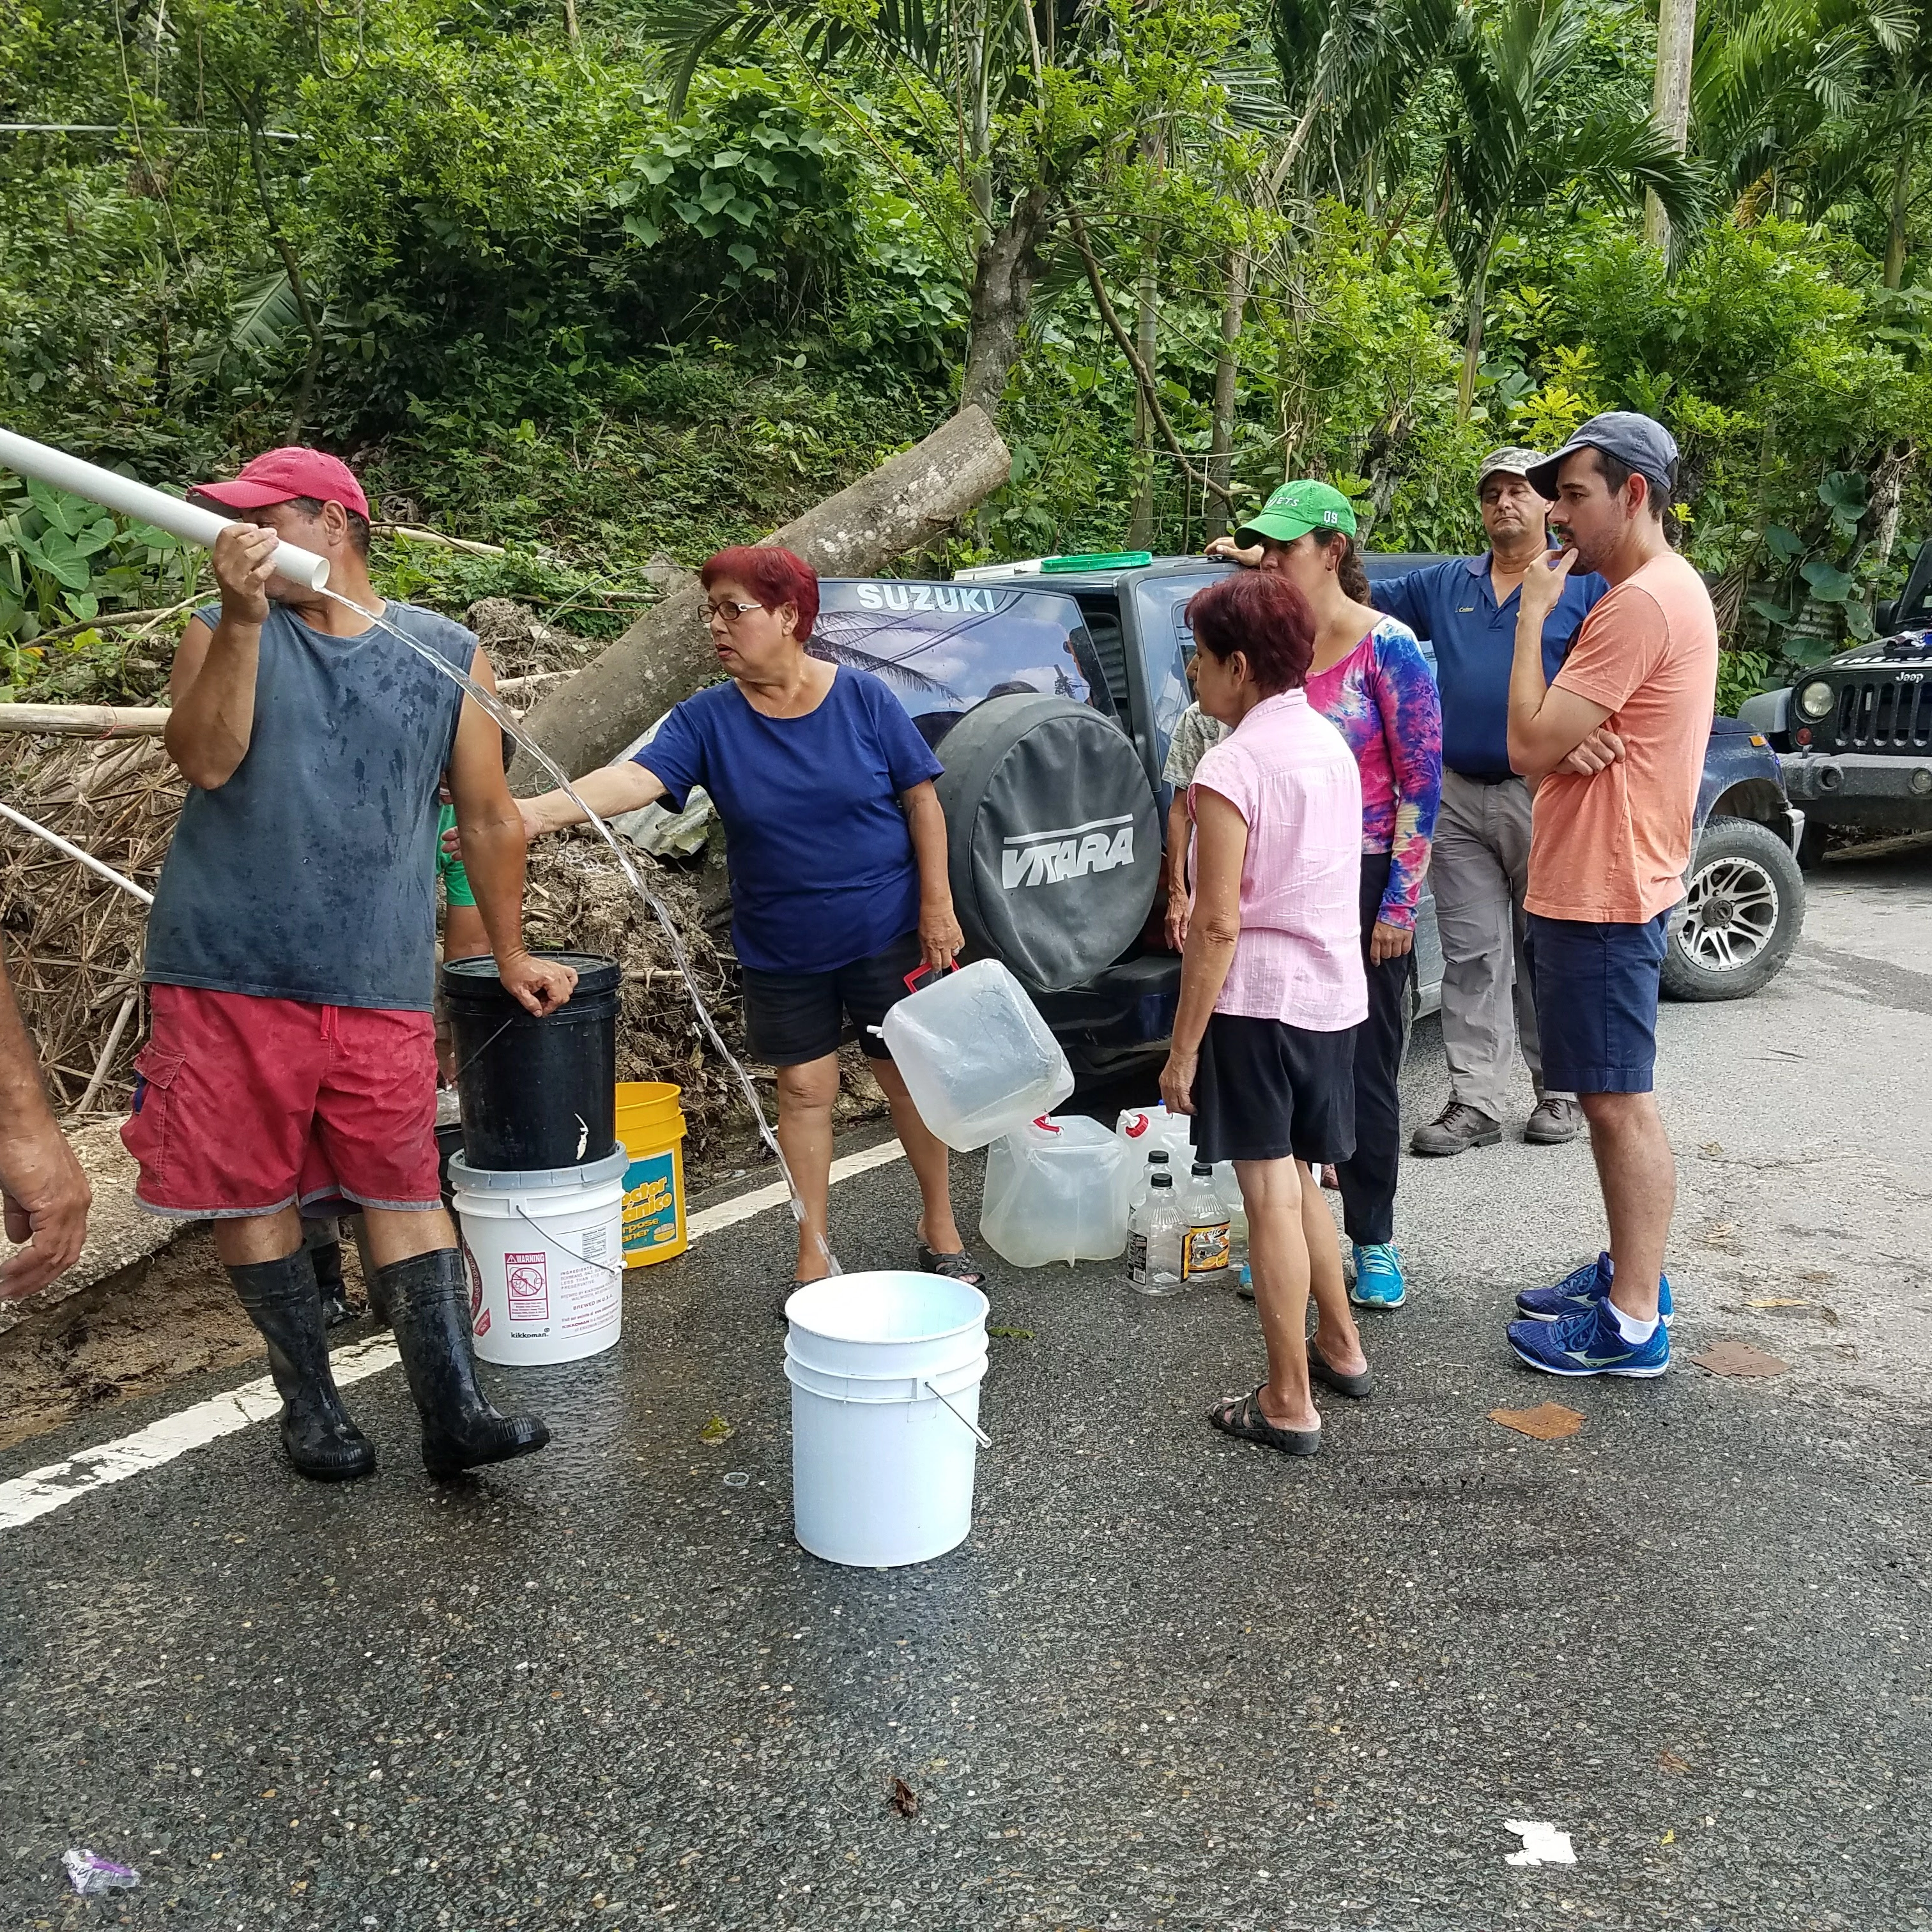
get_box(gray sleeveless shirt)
[144,599,475,1011]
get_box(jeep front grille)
[1834,678,1932,750]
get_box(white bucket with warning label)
[449,1147,628,1367]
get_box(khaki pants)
[1430,771,1573,1119]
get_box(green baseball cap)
[1235,479,1358,547]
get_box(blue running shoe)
[1349,1243,1406,1309]
[1508,1299,1670,1378]
[1514,1250,1673,1327]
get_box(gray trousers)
[1430,771,1573,1117]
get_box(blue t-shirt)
[1372,554,1606,778]
[634,666,944,976]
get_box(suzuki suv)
[812,555,1804,1075]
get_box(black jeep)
[814,553,1804,1076]
[1740,537,1932,865]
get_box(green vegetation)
[3,0,1929,705]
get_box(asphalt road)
[3,843,1930,1931]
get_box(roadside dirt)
[0,1225,287,1454]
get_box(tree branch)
[1064,205,1232,505]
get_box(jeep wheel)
[1660,816,1805,1002]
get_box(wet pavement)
[4,844,1932,1931]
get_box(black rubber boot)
[227,1248,378,1482]
[305,1225,353,1329]
[379,1247,549,1477]
[347,1215,388,1328]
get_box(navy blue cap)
[1526,412,1678,501]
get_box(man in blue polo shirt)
[1372,447,1606,1156]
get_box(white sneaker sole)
[1509,1340,1669,1377]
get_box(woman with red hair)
[1158,570,1370,1457]
[512,546,981,1296]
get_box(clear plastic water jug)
[881,959,1073,1151]
[1212,1162,1248,1250]
[1128,1147,1173,1213]
[1116,1103,1193,1169]
[980,1114,1130,1267]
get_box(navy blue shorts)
[1526,910,1673,1096]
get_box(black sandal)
[778,1275,822,1321]
[917,1244,986,1288]
[1307,1339,1373,1400]
[1206,1386,1322,1457]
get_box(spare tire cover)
[934,693,1161,993]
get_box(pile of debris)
[518,831,756,1161]
[466,597,608,686]
[0,734,180,1117]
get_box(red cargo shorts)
[123,984,441,1218]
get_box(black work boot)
[379,1248,549,1477]
[303,1219,353,1329]
[227,1248,378,1482]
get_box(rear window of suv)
[816,579,1115,753]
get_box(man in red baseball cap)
[190,445,372,524]
[126,447,577,1483]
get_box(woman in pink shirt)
[1158,571,1371,1457]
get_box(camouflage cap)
[1476,447,1547,492]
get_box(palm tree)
[1268,0,1460,208]
[1441,0,1708,417]
[648,0,1099,420]
[1647,0,1699,249]
[1690,0,1919,258]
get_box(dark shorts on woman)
[742,931,924,1067]
[1191,1011,1357,1166]
[1526,908,1673,1095]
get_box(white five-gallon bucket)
[783,1271,990,1568]
[450,1147,627,1367]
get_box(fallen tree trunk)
[508,406,1011,788]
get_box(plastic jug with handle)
[880,958,1074,1151]
[1115,1102,1193,1170]
[979,1113,1129,1266]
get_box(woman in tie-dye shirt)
[1209,480,1443,1316]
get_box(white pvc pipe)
[0,801,153,905]
[0,427,330,592]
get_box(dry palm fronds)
[0,734,183,1117]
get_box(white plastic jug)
[881,959,1073,1151]
[979,1114,1130,1267]
[1116,1102,1193,1167]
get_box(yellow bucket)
[615,1081,688,1268]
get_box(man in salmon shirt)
[1498,413,1717,1379]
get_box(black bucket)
[434,1121,466,1210]
[441,951,622,1172]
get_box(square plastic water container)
[881,959,1074,1151]
[979,1113,1130,1266]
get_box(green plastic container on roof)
[1041,550,1154,573]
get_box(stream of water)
[317,587,833,1276]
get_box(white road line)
[0,1138,905,1534]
